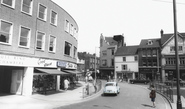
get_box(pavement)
[0,80,182,109]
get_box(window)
[102,50,107,56]
[64,41,72,56]
[153,59,157,66]
[166,58,176,65]
[102,60,107,66]
[2,0,15,8]
[38,4,47,21]
[49,35,56,52]
[73,46,77,58]
[21,0,33,15]
[147,49,151,56]
[170,46,183,52]
[111,49,114,55]
[65,20,69,32]
[142,59,147,66]
[36,31,45,50]
[180,57,185,65]
[147,40,153,45]
[70,24,73,35]
[142,50,147,56]
[121,65,127,70]
[74,28,77,39]
[122,57,126,61]
[0,20,12,44]
[152,49,157,56]
[19,26,30,47]
[111,59,114,66]
[134,56,138,61]
[50,10,57,26]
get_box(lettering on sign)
[37,59,53,67]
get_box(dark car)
[130,79,150,84]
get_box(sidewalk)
[0,81,101,109]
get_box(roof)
[104,37,118,46]
[115,45,139,56]
[139,38,160,48]
[161,32,185,47]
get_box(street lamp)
[95,47,99,83]
[172,0,182,108]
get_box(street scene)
[0,0,185,109]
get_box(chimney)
[160,29,164,37]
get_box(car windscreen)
[105,83,114,86]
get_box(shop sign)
[57,61,77,69]
[36,58,56,67]
[0,54,34,66]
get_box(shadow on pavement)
[142,104,154,108]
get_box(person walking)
[64,78,69,91]
[149,87,156,108]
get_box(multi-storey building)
[0,0,78,96]
[114,45,139,80]
[78,52,100,79]
[138,38,161,81]
[160,30,185,82]
[99,34,125,79]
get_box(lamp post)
[173,0,182,108]
[94,47,99,83]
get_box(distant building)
[0,0,78,96]
[99,33,125,79]
[114,45,139,80]
[138,38,161,81]
[160,30,185,82]
[78,52,100,79]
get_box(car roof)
[106,82,117,84]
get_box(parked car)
[103,82,120,96]
[130,79,150,84]
[165,78,185,86]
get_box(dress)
[64,79,69,89]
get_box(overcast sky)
[52,0,185,54]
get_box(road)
[56,82,170,109]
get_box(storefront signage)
[57,61,77,69]
[36,58,56,67]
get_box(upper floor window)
[21,0,33,15]
[102,60,107,66]
[0,20,12,44]
[102,50,107,56]
[111,49,114,55]
[50,10,57,26]
[170,46,183,52]
[134,56,138,61]
[121,64,127,70]
[73,46,77,58]
[147,49,151,56]
[70,24,73,36]
[64,41,72,56]
[49,35,56,52]
[65,20,69,32]
[152,49,157,56]
[142,50,147,56]
[122,57,126,61]
[111,59,114,66]
[36,31,45,50]
[1,0,15,8]
[74,28,77,39]
[38,4,47,21]
[19,26,30,47]
[147,40,153,45]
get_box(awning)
[35,68,69,75]
[63,70,83,74]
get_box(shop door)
[10,70,23,95]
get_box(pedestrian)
[149,87,156,108]
[64,78,69,91]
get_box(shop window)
[19,26,30,47]
[0,20,12,44]
[64,41,72,56]
[21,0,33,15]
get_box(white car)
[103,82,120,96]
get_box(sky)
[52,0,185,54]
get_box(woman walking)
[149,87,156,108]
